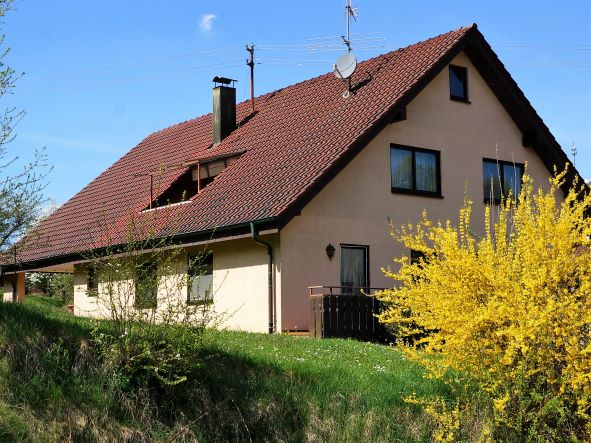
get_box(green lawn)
[0,296,447,442]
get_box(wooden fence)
[309,286,388,342]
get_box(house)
[1,24,580,333]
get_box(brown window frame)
[134,262,158,309]
[87,266,98,296]
[482,158,525,205]
[390,144,443,198]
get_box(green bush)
[92,322,203,393]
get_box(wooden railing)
[309,286,388,341]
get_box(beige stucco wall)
[3,276,15,303]
[2,280,15,303]
[207,235,281,333]
[72,234,280,333]
[279,51,559,331]
[2,272,25,303]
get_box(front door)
[340,245,369,294]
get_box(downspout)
[250,222,275,334]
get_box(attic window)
[449,65,469,102]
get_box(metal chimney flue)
[212,76,237,144]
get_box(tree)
[378,170,591,442]
[0,0,50,258]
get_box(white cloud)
[198,14,217,35]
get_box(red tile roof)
[9,24,576,268]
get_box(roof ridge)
[129,24,478,152]
[233,24,477,110]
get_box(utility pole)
[246,45,255,113]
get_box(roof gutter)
[250,221,276,334]
[2,217,279,273]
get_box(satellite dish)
[333,52,357,79]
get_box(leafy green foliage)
[92,322,203,392]
[26,272,73,302]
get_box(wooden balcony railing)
[308,286,389,341]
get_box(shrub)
[85,212,217,401]
[378,169,591,441]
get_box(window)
[135,262,157,309]
[187,253,213,304]
[449,65,468,102]
[87,266,98,296]
[340,245,369,295]
[390,144,441,197]
[150,169,196,209]
[483,159,524,204]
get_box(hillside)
[0,297,446,442]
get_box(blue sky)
[3,1,590,205]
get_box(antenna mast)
[571,138,577,166]
[343,0,357,52]
[246,44,255,113]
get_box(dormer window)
[151,169,196,208]
[142,151,244,212]
[449,65,468,102]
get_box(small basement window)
[449,65,468,102]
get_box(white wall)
[72,234,281,333]
[2,280,15,303]
[208,236,280,333]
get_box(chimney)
[212,76,237,144]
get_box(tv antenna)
[333,0,358,97]
[343,0,358,52]
[246,44,255,113]
[571,138,577,166]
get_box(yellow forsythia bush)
[378,170,591,442]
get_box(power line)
[26,46,245,82]
[26,60,245,95]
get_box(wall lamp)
[325,243,336,261]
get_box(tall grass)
[0,296,448,442]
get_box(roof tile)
[16,25,474,264]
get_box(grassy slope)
[0,297,447,442]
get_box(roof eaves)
[1,216,279,273]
